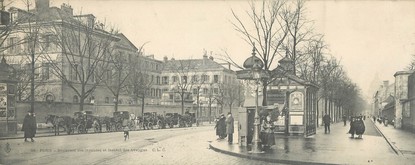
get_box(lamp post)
[251,62,264,153]
[236,44,267,153]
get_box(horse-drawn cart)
[74,111,97,134]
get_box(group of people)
[321,113,366,139]
[214,112,234,144]
[214,112,276,148]
[348,116,366,139]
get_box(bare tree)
[284,0,315,74]
[229,0,289,106]
[127,68,153,118]
[407,54,415,70]
[126,46,152,117]
[100,41,147,112]
[43,13,118,111]
[166,59,195,115]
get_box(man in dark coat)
[348,117,356,138]
[323,113,331,134]
[214,114,226,139]
[225,112,234,144]
[22,111,37,142]
[355,117,365,139]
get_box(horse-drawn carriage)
[165,113,179,128]
[73,111,102,134]
[111,111,130,132]
[178,112,194,128]
[45,114,75,135]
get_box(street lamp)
[236,44,268,153]
[238,45,266,153]
[251,62,264,153]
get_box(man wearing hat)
[22,111,37,142]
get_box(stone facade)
[1,0,240,119]
[393,71,413,128]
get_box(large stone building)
[373,80,394,119]
[0,0,240,122]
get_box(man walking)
[323,113,331,134]
[342,114,347,126]
[225,112,234,144]
[22,111,37,142]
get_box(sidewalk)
[210,121,405,165]
[372,120,415,161]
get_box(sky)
[5,0,415,99]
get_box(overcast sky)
[6,0,415,99]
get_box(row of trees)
[226,0,367,118]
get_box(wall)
[14,101,238,124]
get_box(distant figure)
[355,117,365,139]
[122,118,130,141]
[383,116,389,127]
[214,114,226,139]
[261,114,275,149]
[323,113,331,134]
[348,117,356,138]
[226,112,234,144]
[342,114,347,126]
[22,111,37,142]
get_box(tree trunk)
[114,94,119,112]
[181,92,184,115]
[79,98,84,112]
[262,82,267,106]
[141,95,145,127]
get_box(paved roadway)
[0,126,279,165]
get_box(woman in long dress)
[261,115,275,149]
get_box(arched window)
[73,95,79,103]
[45,94,54,102]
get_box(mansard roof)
[163,58,234,73]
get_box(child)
[122,118,130,141]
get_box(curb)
[371,120,403,156]
[208,143,336,165]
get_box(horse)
[45,114,66,136]
[59,116,76,135]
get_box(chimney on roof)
[35,0,50,13]
[61,3,73,16]
[163,56,168,62]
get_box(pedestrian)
[355,116,365,139]
[22,111,37,142]
[342,114,347,126]
[261,114,275,149]
[225,112,234,144]
[323,113,331,134]
[122,118,130,141]
[348,117,356,138]
[214,114,226,139]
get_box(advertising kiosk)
[0,57,17,136]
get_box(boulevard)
[2,119,415,164]
[0,125,277,165]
